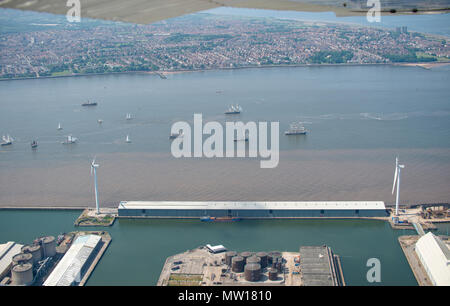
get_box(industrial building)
[158,245,345,286]
[118,201,387,218]
[43,234,101,286]
[415,232,450,286]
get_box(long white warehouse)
[415,232,450,286]
[43,235,101,286]
[118,201,387,218]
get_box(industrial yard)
[157,244,344,286]
[0,231,111,286]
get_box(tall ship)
[224,104,242,115]
[284,122,307,135]
[1,135,13,146]
[82,100,97,106]
[62,135,77,144]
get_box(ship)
[169,131,183,139]
[224,104,242,115]
[1,135,13,146]
[200,216,241,222]
[62,135,77,144]
[31,140,38,149]
[284,122,307,135]
[82,101,97,106]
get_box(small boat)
[126,113,132,120]
[285,122,307,135]
[31,140,38,149]
[169,131,184,139]
[62,135,77,144]
[1,135,13,146]
[126,135,131,143]
[225,104,242,115]
[82,101,97,106]
[57,123,62,130]
[97,119,103,124]
[200,216,241,222]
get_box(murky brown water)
[1,148,449,207]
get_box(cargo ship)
[200,216,241,222]
[82,101,97,106]
[284,122,307,135]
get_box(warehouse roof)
[43,235,101,286]
[118,201,386,210]
[415,232,450,286]
[0,241,23,278]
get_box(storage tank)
[11,263,33,286]
[22,244,42,264]
[12,253,33,266]
[239,251,253,263]
[246,256,261,265]
[276,260,283,273]
[231,256,245,273]
[256,252,268,268]
[268,251,281,265]
[224,251,237,266]
[41,236,56,258]
[268,268,278,281]
[244,263,261,282]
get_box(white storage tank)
[22,244,42,264]
[41,236,56,258]
[11,263,33,286]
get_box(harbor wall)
[118,208,388,218]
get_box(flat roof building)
[118,201,387,218]
[0,242,23,280]
[43,235,101,286]
[415,232,450,286]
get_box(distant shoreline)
[1,61,449,82]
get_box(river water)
[0,65,449,207]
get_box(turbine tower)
[392,156,405,216]
[91,157,100,214]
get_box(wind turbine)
[91,157,100,214]
[392,156,405,216]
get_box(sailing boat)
[1,135,13,146]
[62,135,77,144]
[169,131,184,139]
[57,123,62,130]
[126,113,132,120]
[225,104,242,115]
[126,135,131,143]
[31,140,38,149]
